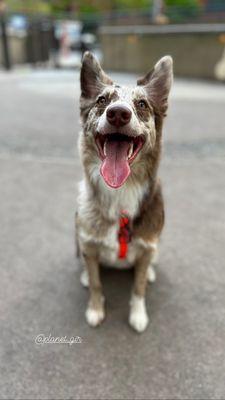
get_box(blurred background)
[1,0,225,79]
[1,1,225,400]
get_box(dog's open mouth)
[95,133,145,189]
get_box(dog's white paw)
[129,308,149,333]
[147,265,156,283]
[86,307,105,327]
[129,294,149,333]
[80,269,89,288]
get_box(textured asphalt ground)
[0,69,225,400]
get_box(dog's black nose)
[106,104,131,127]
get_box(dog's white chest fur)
[78,177,148,269]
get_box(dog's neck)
[84,166,154,222]
[99,177,150,221]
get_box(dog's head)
[80,52,173,189]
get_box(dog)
[76,52,173,332]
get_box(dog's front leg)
[82,243,105,327]
[129,249,153,333]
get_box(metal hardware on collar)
[118,211,132,259]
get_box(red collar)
[118,211,132,259]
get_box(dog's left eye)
[97,96,107,105]
[137,100,148,109]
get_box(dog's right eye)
[137,99,148,109]
[97,96,107,105]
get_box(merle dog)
[76,52,173,332]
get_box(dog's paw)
[129,308,149,333]
[85,307,105,327]
[147,265,156,283]
[80,270,89,288]
[129,295,149,333]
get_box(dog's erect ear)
[80,51,113,99]
[137,56,173,116]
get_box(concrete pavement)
[0,69,225,399]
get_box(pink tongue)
[100,139,131,188]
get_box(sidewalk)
[0,70,224,399]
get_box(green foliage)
[7,0,201,19]
[114,0,151,10]
[165,0,200,21]
[7,0,51,13]
[165,0,199,5]
[48,0,69,13]
[7,0,152,14]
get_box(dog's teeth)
[128,143,133,159]
[103,142,107,156]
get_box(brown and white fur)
[76,52,173,333]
